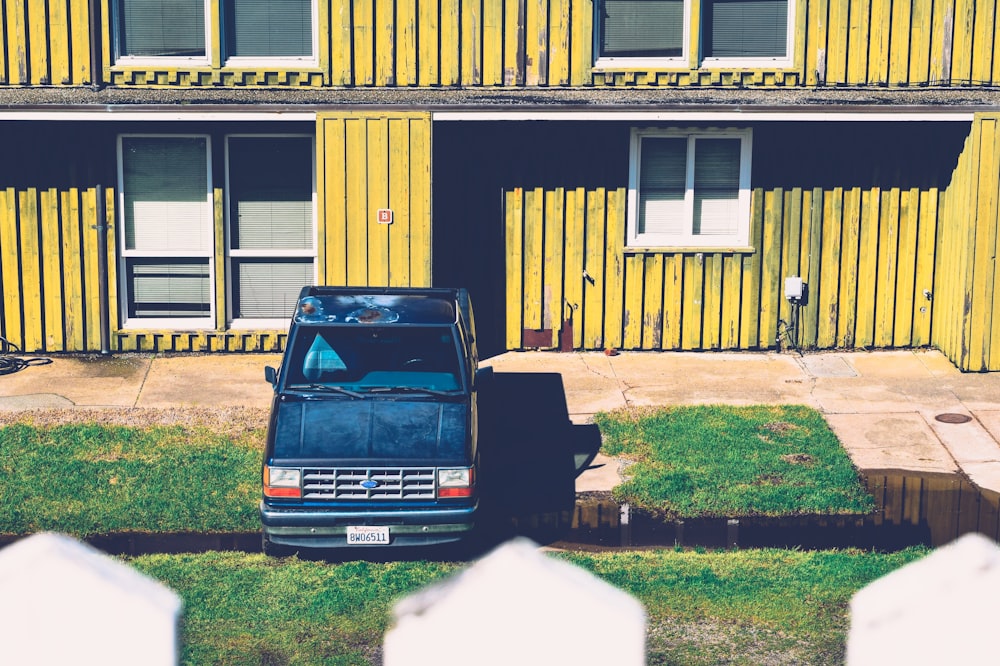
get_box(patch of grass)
[129,546,928,665]
[593,405,875,518]
[0,423,263,535]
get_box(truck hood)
[270,398,469,462]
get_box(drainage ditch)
[1,470,994,556]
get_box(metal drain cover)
[935,413,972,424]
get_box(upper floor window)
[627,128,752,249]
[596,0,793,68]
[115,0,315,64]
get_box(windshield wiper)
[289,383,364,398]
[362,386,455,397]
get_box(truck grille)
[302,467,436,500]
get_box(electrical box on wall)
[785,276,804,301]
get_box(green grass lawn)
[593,405,876,518]
[129,546,928,665]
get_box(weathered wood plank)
[461,0,483,85]
[623,254,644,349]
[855,188,880,347]
[40,189,63,350]
[818,188,842,348]
[366,118,390,285]
[642,254,664,349]
[544,187,565,344]
[912,188,938,346]
[522,187,544,332]
[505,188,524,348]
[345,118,370,285]
[375,0,396,85]
[603,188,625,349]
[583,189,606,349]
[408,115,432,286]
[60,190,83,350]
[564,187,586,348]
[441,0,461,85]
[893,188,919,347]
[18,190,42,351]
[388,118,412,287]
[837,187,861,347]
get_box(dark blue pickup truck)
[260,286,487,555]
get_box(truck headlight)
[437,467,474,498]
[264,466,302,498]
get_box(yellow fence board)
[388,118,412,287]
[564,188,585,348]
[912,188,937,345]
[419,0,440,85]
[60,189,83,349]
[505,188,524,348]
[817,188,842,347]
[603,189,625,349]
[441,0,460,85]
[838,187,861,347]
[523,187,544,331]
[0,189,22,345]
[888,0,912,85]
[642,254,664,348]
[545,188,566,340]
[482,0,503,85]
[461,0,482,84]
[893,188,919,346]
[18,190,42,351]
[397,0,417,85]
[40,189,63,350]
[583,189,606,349]
[367,118,390,285]
[623,254,643,348]
[408,117,431,286]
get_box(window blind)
[235,260,314,318]
[601,0,684,57]
[129,260,211,317]
[118,0,206,57]
[638,137,687,236]
[703,0,788,58]
[226,0,312,57]
[692,138,741,236]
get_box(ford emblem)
[361,479,379,489]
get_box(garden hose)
[0,336,52,375]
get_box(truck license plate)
[346,526,390,545]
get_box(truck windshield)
[285,326,463,392]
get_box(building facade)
[1,0,999,369]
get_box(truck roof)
[293,287,461,326]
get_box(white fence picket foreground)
[0,532,182,665]
[384,537,647,665]
[848,532,1000,664]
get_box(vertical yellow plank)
[702,253,722,350]
[7,0,27,84]
[330,0,354,85]
[759,190,783,349]
[103,188,119,348]
[564,188,585,348]
[367,119,390,286]
[0,189,23,346]
[27,0,48,84]
[681,254,703,349]
[806,0,828,85]
[524,0,545,86]
[838,187,861,347]
[320,117,347,284]
[603,188,625,350]
[781,188,801,344]
[354,0,375,85]
[345,118,369,285]
[408,116,432,287]
[912,188,938,346]
[908,0,931,84]
[569,0,592,85]
[800,188,820,349]
[505,188,524,348]
[375,0,395,86]
[420,0,440,85]
[80,188,101,351]
[441,0,460,84]
[623,255,644,349]
[48,0,70,84]
[18,190,42,351]
[975,119,999,367]
[213,188,225,330]
[971,0,996,85]
[818,188,842,348]
[544,188,565,344]
[504,0,524,85]
[583,188,606,349]
[847,0,871,83]
[951,0,975,82]
[662,254,683,349]
[549,0,570,85]
[388,119,411,287]
[688,0,702,70]
[721,253,743,349]
[855,188,880,347]
[483,0,503,85]
[522,188,544,332]
[826,0,850,84]
[69,0,91,85]
[888,0,912,85]
[61,189,83,350]
[398,0,418,85]
[40,189,63,350]
[867,0,889,84]
[875,188,900,347]
[642,254,663,349]
[893,188,919,346]
[315,117,329,284]
[461,0,483,85]
[740,189,764,348]
[987,126,1000,366]
[929,0,954,84]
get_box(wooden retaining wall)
[3,0,999,88]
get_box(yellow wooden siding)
[934,115,1000,371]
[3,0,999,88]
[505,184,945,352]
[316,111,432,289]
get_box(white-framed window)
[225,135,317,327]
[118,135,215,329]
[114,0,317,65]
[595,0,794,69]
[627,128,753,249]
[117,133,317,330]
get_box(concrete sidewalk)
[2,348,1000,493]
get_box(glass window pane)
[601,0,684,58]
[127,259,211,318]
[235,260,314,318]
[703,0,788,58]
[122,137,211,252]
[693,138,741,236]
[228,137,313,250]
[117,0,206,57]
[639,137,687,236]
[225,0,312,57]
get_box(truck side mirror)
[473,366,494,391]
[264,366,278,386]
